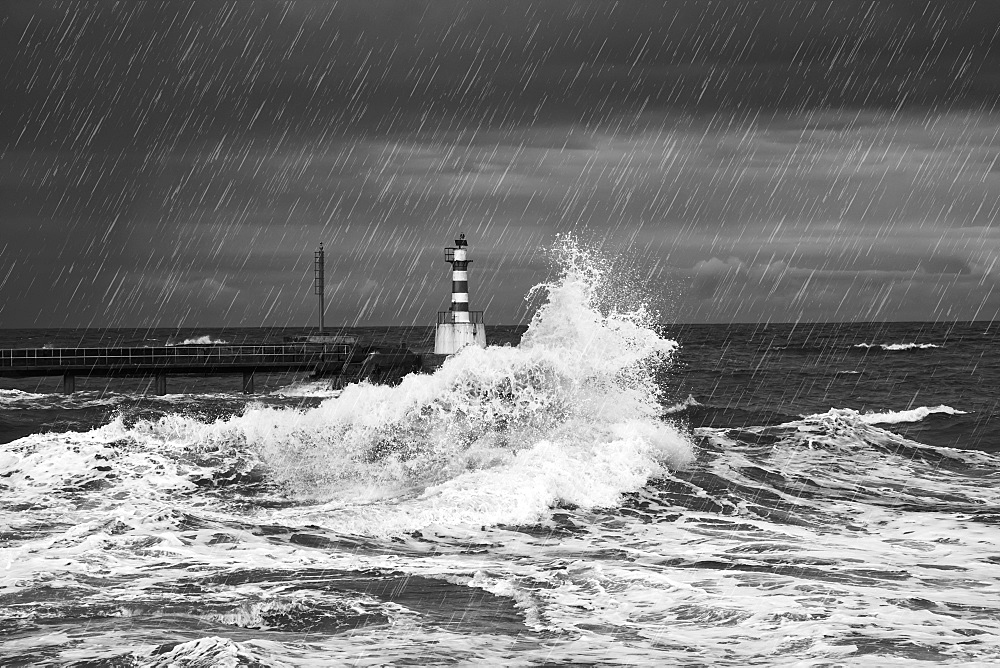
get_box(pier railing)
[0,344,350,370]
[436,311,484,325]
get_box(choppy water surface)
[3,245,1000,665]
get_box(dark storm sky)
[2,1,1000,327]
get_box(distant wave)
[166,335,230,346]
[854,342,940,351]
[663,395,702,415]
[860,405,967,425]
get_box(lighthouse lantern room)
[434,233,487,354]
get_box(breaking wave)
[0,388,124,410]
[860,405,968,425]
[243,237,692,531]
[854,342,940,351]
[141,637,277,667]
[663,394,702,414]
[167,335,230,346]
[693,407,1000,530]
[0,388,46,401]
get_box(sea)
[2,246,1000,666]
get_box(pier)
[0,233,482,395]
[0,342,423,395]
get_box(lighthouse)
[434,233,487,354]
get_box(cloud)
[681,249,1000,322]
[7,108,1000,325]
[3,2,1000,325]
[917,255,973,275]
[3,1,1000,150]
[692,257,744,299]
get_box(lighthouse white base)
[434,323,487,354]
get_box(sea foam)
[269,380,342,399]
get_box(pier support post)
[242,371,254,395]
[63,373,75,395]
[154,373,167,396]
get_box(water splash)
[94,237,694,532]
[0,238,692,535]
[246,237,691,526]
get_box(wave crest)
[854,342,940,351]
[860,405,967,425]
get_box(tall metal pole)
[314,243,325,333]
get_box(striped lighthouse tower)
[434,233,487,354]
